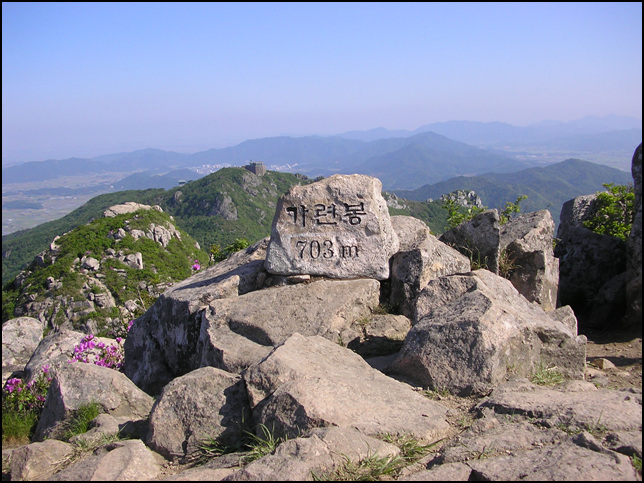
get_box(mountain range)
[3,116,641,191]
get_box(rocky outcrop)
[389,269,586,396]
[414,379,641,481]
[626,143,642,326]
[555,195,628,327]
[3,171,641,481]
[210,193,238,220]
[440,208,560,312]
[103,202,161,218]
[125,238,381,394]
[390,215,471,318]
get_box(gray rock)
[211,193,238,220]
[33,362,154,441]
[347,313,411,357]
[2,316,43,384]
[201,278,379,346]
[148,222,181,247]
[626,143,642,326]
[67,413,144,446]
[265,174,399,280]
[124,238,270,394]
[122,252,144,270]
[80,256,100,271]
[499,209,559,311]
[224,427,401,481]
[389,270,586,396]
[23,329,116,382]
[243,333,450,444]
[48,439,165,481]
[556,194,628,327]
[390,216,470,318]
[476,378,642,433]
[399,462,473,481]
[103,202,160,218]
[10,439,74,481]
[146,367,251,460]
[440,209,501,273]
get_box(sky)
[2,2,642,164]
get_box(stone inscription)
[264,174,399,280]
[286,202,367,227]
[295,239,359,259]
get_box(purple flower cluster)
[69,334,125,371]
[192,259,201,271]
[2,365,52,413]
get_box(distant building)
[244,161,267,176]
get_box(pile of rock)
[3,151,642,480]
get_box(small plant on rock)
[313,453,405,481]
[529,360,564,386]
[61,402,102,441]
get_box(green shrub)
[583,183,635,241]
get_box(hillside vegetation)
[2,169,308,285]
[2,207,208,333]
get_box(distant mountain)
[4,115,640,186]
[92,148,191,171]
[335,115,642,147]
[2,157,105,184]
[346,131,531,190]
[393,158,634,226]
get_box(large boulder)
[33,362,154,441]
[9,440,74,481]
[390,216,471,318]
[499,209,559,311]
[440,209,501,273]
[124,239,270,394]
[146,367,250,461]
[2,316,43,385]
[23,329,117,382]
[265,174,399,280]
[555,194,628,327]
[48,439,165,481]
[626,143,642,326]
[389,270,586,396]
[243,333,451,444]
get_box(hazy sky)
[2,2,642,164]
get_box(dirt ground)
[582,324,642,391]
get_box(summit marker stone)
[265,174,399,280]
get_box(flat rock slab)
[244,333,450,444]
[477,378,642,433]
[265,174,399,280]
